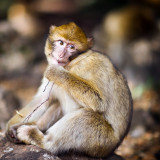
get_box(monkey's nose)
[59,54,64,58]
[59,47,67,58]
[59,52,66,58]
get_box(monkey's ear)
[87,37,94,48]
[69,22,76,26]
[49,25,56,34]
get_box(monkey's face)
[45,22,93,67]
[45,37,78,67]
[51,39,77,66]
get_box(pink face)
[50,40,77,67]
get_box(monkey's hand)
[44,65,66,82]
[6,122,36,144]
[6,124,23,143]
[17,125,44,146]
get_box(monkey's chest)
[52,84,80,114]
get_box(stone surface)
[0,134,125,160]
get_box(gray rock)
[0,134,125,160]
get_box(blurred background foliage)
[0,0,160,160]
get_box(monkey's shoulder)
[68,50,114,71]
[67,50,121,82]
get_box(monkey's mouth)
[53,57,68,66]
[51,55,68,66]
[57,59,66,63]
[57,60,68,66]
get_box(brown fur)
[6,22,132,158]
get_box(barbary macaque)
[6,22,132,158]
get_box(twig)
[43,80,50,92]
[23,82,54,123]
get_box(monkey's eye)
[69,44,75,50]
[58,40,64,45]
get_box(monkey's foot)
[17,125,44,147]
[6,124,22,144]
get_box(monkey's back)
[67,49,133,142]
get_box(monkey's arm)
[36,101,63,131]
[45,65,104,110]
[6,77,55,142]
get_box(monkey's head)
[45,22,93,66]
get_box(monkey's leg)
[17,108,117,157]
[36,101,63,132]
[6,77,54,143]
[7,101,62,143]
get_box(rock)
[130,125,145,138]
[0,51,30,72]
[0,134,60,160]
[0,134,125,160]
[8,3,42,38]
[131,109,156,132]
[0,87,20,131]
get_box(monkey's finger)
[12,137,22,144]
[44,70,51,80]
[6,125,21,143]
[6,130,16,142]
[6,130,22,143]
[5,131,12,141]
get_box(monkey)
[6,22,133,158]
